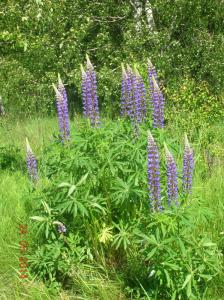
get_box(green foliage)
[165,77,224,129]
[0,144,24,171]
[0,117,224,299]
[1,1,223,119]
[131,209,222,299]
[24,119,223,299]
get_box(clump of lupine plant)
[164,143,178,206]
[53,75,70,142]
[81,55,100,127]
[147,131,162,211]
[183,134,194,194]
[26,138,38,182]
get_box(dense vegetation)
[0,1,224,299]
[1,0,223,119]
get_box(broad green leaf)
[68,185,76,196]
[58,182,71,188]
[77,173,88,186]
[182,274,192,289]
[30,216,46,222]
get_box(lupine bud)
[26,138,38,182]
[164,143,178,205]
[82,55,100,127]
[147,131,162,211]
[183,134,194,194]
[53,79,70,142]
[151,75,164,128]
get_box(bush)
[26,120,222,298]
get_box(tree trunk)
[144,0,155,31]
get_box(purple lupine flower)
[85,55,100,127]
[57,223,67,234]
[151,75,164,128]
[147,59,165,128]
[26,138,38,182]
[183,134,194,194]
[53,78,70,142]
[125,65,135,120]
[132,69,142,123]
[135,68,147,121]
[147,131,162,211]
[164,143,178,206]
[57,75,70,139]
[81,64,88,117]
[121,63,129,117]
[125,65,146,124]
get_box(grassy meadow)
[0,115,223,299]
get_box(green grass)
[0,116,223,299]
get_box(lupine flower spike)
[164,143,178,206]
[26,138,38,182]
[183,134,194,195]
[85,54,100,127]
[121,63,129,117]
[126,64,135,121]
[53,80,70,142]
[134,66,147,122]
[58,75,70,139]
[124,65,139,136]
[151,75,165,128]
[81,64,88,117]
[147,131,162,211]
[147,58,158,94]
